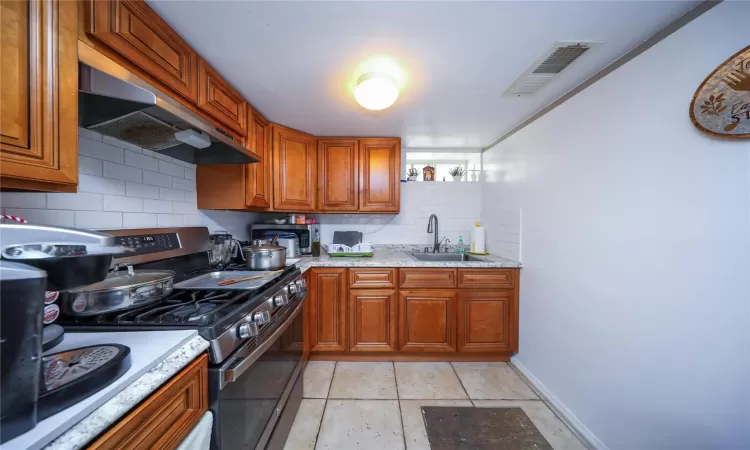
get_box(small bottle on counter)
[311,227,321,257]
[456,236,465,255]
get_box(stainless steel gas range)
[56,227,308,450]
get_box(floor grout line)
[312,361,337,450]
[392,361,408,450]
[449,362,473,401]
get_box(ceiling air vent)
[504,41,599,96]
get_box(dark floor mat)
[422,406,554,450]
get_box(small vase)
[452,175,462,182]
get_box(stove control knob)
[274,292,288,307]
[287,283,297,295]
[252,310,271,325]
[296,279,306,292]
[238,321,259,339]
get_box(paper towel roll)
[471,225,485,253]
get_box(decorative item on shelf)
[449,166,465,182]
[407,165,419,181]
[423,165,435,181]
[469,165,480,182]
[690,45,749,138]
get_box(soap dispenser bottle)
[456,236,465,254]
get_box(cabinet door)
[359,138,400,213]
[1,0,78,191]
[349,289,397,352]
[85,0,198,102]
[398,290,456,352]
[318,139,359,211]
[245,108,271,209]
[197,58,247,136]
[309,269,347,352]
[272,125,317,212]
[457,291,513,353]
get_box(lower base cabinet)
[349,289,397,352]
[398,290,457,352]
[308,268,348,352]
[457,291,514,352]
[88,354,208,450]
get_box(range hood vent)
[504,41,600,96]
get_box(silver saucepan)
[242,243,287,271]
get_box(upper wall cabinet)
[0,0,78,192]
[272,125,317,212]
[85,0,198,102]
[197,58,247,137]
[318,139,359,212]
[359,138,401,213]
[245,108,271,209]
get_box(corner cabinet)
[0,0,78,191]
[360,138,401,213]
[272,125,317,212]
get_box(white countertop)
[1,330,209,450]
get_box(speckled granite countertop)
[3,331,209,450]
[296,245,521,273]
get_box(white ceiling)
[147,0,698,149]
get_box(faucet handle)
[444,238,450,252]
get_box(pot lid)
[68,265,174,293]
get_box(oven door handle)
[219,293,305,389]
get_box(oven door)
[209,297,307,450]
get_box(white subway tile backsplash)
[1,192,47,209]
[78,156,103,176]
[5,208,75,227]
[143,170,173,188]
[159,187,185,202]
[123,213,158,228]
[47,193,102,211]
[125,182,160,199]
[157,214,184,227]
[103,161,143,183]
[124,150,159,171]
[150,151,174,162]
[78,174,126,196]
[143,199,172,213]
[79,138,124,163]
[75,211,123,229]
[78,127,102,141]
[185,191,197,204]
[103,195,143,212]
[172,177,195,192]
[158,160,184,178]
[183,215,203,226]
[172,201,198,215]
[102,135,142,153]
[184,167,196,180]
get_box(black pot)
[21,254,113,291]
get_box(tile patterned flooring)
[285,361,586,450]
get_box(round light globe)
[354,73,399,110]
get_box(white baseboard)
[510,357,610,450]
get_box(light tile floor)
[285,361,587,450]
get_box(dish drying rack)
[327,243,373,257]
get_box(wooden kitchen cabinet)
[84,0,198,103]
[318,139,359,211]
[399,269,456,289]
[0,0,78,191]
[308,268,347,352]
[349,289,397,352]
[359,138,401,213]
[398,290,457,352]
[88,354,208,450]
[197,58,247,136]
[272,124,317,212]
[457,291,513,353]
[349,268,398,289]
[245,108,272,209]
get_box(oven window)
[217,316,303,449]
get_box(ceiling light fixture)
[354,72,399,110]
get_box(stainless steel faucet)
[426,214,442,253]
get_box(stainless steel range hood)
[78,45,257,165]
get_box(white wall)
[482,3,750,449]
[0,129,262,240]
[311,181,482,246]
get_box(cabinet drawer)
[88,354,208,450]
[349,268,397,289]
[457,269,515,289]
[399,269,456,289]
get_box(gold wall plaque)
[690,46,750,138]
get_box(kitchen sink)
[408,253,486,262]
